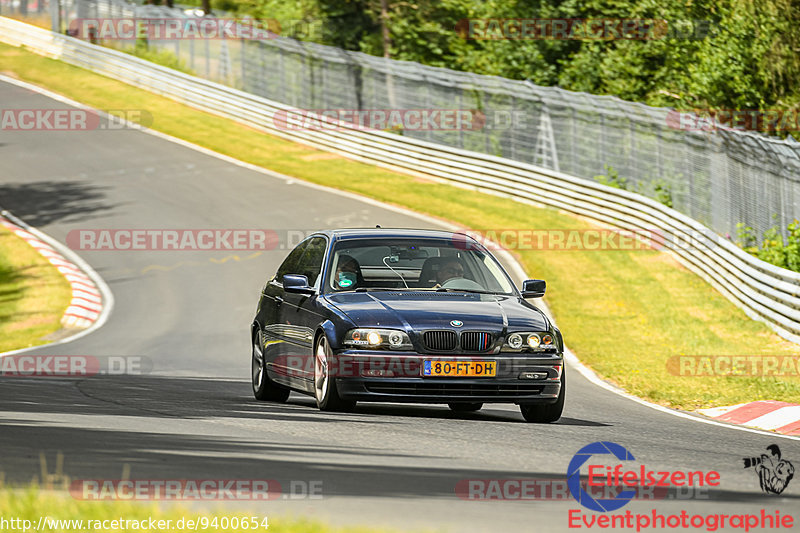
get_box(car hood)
[326,291,549,332]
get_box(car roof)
[316,228,476,243]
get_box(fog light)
[508,333,523,349]
[518,371,547,380]
[363,369,395,377]
[527,334,541,348]
[388,332,404,346]
[367,331,382,345]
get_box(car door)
[260,239,309,389]
[279,236,328,392]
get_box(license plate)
[422,360,496,377]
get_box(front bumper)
[331,350,563,404]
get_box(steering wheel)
[440,278,485,291]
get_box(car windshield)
[326,238,515,294]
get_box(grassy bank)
[0,224,71,352]
[1,41,798,409]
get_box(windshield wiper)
[351,287,506,295]
[434,287,496,294]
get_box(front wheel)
[252,330,290,402]
[520,370,565,423]
[314,335,356,412]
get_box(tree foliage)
[212,0,800,126]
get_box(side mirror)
[283,274,315,294]
[521,279,546,298]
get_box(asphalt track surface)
[0,79,798,532]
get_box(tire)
[314,335,356,412]
[448,403,483,412]
[251,330,290,402]
[520,370,565,423]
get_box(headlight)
[502,332,556,352]
[527,334,540,348]
[344,328,412,350]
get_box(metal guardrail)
[2,16,799,344]
[5,0,800,245]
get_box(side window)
[295,237,327,287]
[274,240,309,282]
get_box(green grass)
[0,225,72,352]
[119,43,194,75]
[1,41,798,410]
[0,488,390,533]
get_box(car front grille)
[422,330,494,352]
[423,330,457,351]
[364,382,544,397]
[460,331,493,352]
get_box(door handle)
[275,296,283,305]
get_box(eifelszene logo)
[567,441,796,531]
[743,444,794,495]
[567,441,720,512]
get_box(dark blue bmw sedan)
[250,228,565,422]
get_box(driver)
[335,255,360,289]
[436,259,465,286]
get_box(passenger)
[335,255,361,289]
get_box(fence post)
[240,37,245,90]
[50,0,61,33]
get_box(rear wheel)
[520,370,565,423]
[314,335,356,412]
[252,330,290,402]
[448,403,483,412]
